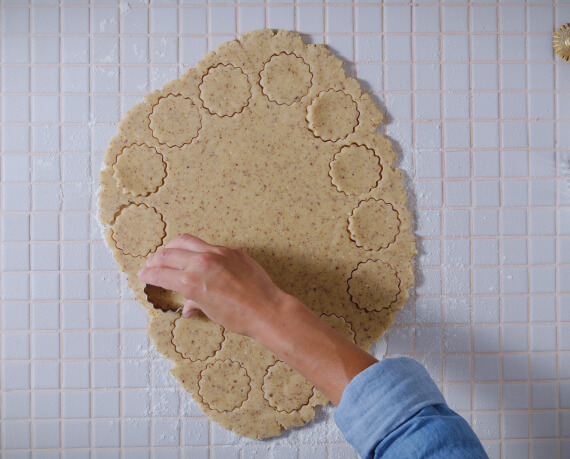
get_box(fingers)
[146,248,195,270]
[182,299,201,318]
[138,266,188,293]
[165,233,220,253]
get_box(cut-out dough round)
[172,314,225,361]
[260,53,312,105]
[330,144,382,196]
[348,259,401,312]
[198,360,251,412]
[200,64,251,117]
[262,361,314,413]
[320,313,356,342]
[149,95,201,147]
[113,143,167,196]
[111,203,165,257]
[98,30,416,440]
[349,198,401,251]
[307,89,359,141]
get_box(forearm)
[253,294,378,406]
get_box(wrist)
[250,291,306,348]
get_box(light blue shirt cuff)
[334,357,446,459]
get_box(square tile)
[2,37,30,64]
[502,297,528,323]
[32,361,59,390]
[32,392,59,419]
[268,6,294,31]
[501,267,528,294]
[93,420,120,448]
[2,243,30,271]
[33,420,60,449]
[504,413,529,440]
[502,181,527,207]
[93,391,120,418]
[531,324,556,352]
[444,151,470,178]
[474,384,500,410]
[356,5,381,33]
[415,180,442,207]
[530,266,555,293]
[63,391,90,418]
[445,384,472,411]
[502,209,527,236]
[384,64,412,91]
[384,5,411,33]
[471,35,497,62]
[473,297,499,324]
[503,324,528,352]
[472,64,498,91]
[443,93,469,120]
[414,64,440,91]
[474,327,500,353]
[529,238,556,265]
[4,391,31,419]
[444,209,469,237]
[63,420,90,448]
[474,181,500,207]
[63,332,90,359]
[531,353,557,380]
[444,327,471,353]
[445,355,472,382]
[473,209,498,236]
[532,382,557,410]
[442,35,468,62]
[32,332,60,360]
[473,268,499,295]
[472,122,499,149]
[297,6,324,34]
[441,5,467,32]
[209,6,235,33]
[384,35,411,62]
[93,361,120,389]
[444,182,470,208]
[471,6,497,32]
[2,95,30,123]
[62,6,90,33]
[414,92,441,120]
[443,121,469,149]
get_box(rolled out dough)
[98,29,416,439]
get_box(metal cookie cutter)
[554,23,570,62]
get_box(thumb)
[182,299,201,318]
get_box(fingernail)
[137,269,144,277]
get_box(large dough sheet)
[98,29,416,439]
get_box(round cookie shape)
[348,198,401,251]
[113,143,167,196]
[329,144,382,196]
[262,361,314,413]
[111,203,166,258]
[260,53,312,105]
[199,64,251,117]
[198,360,251,412]
[307,89,359,141]
[98,29,416,440]
[149,95,202,147]
[172,314,225,361]
[348,259,401,312]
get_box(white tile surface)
[1,1,568,457]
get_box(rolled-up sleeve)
[334,357,488,459]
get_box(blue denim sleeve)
[334,357,488,459]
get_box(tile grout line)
[524,3,532,454]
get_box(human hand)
[137,233,290,337]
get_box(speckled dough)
[98,30,416,439]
